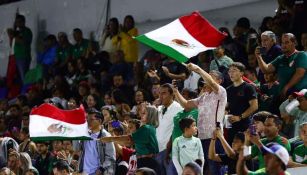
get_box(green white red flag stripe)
[30,103,91,141]
[135,11,226,63]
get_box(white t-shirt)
[156,101,183,152]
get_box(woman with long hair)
[100,103,160,174]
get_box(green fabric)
[14,27,32,59]
[259,83,280,111]
[271,52,307,92]
[30,136,92,141]
[72,39,89,59]
[209,55,233,71]
[248,168,290,175]
[24,64,43,84]
[132,124,159,156]
[293,144,307,164]
[135,35,188,63]
[172,109,198,142]
[251,135,291,169]
[56,45,73,63]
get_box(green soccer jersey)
[271,51,307,92]
[72,39,89,59]
[293,144,307,164]
[172,109,198,142]
[56,45,73,63]
[248,168,291,175]
[251,135,291,168]
[14,27,32,59]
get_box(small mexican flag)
[30,103,91,141]
[135,11,227,63]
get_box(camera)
[259,47,266,55]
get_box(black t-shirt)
[219,154,237,174]
[219,154,254,174]
[227,82,257,130]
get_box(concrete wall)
[0,0,277,76]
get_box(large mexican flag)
[30,103,91,141]
[135,11,227,63]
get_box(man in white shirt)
[156,83,183,175]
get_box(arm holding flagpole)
[100,135,133,146]
[186,63,220,93]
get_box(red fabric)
[179,11,227,47]
[122,147,135,162]
[30,104,86,124]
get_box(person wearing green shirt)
[14,14,33,83]
[249,114,291,169]
[55,32,73,72]
[172,117,204,175]
[255,33,307,98]
[237,134,291,175]
[172,108,198,142]
[291,122,307,167]
[72,28,89,59]
[100,103,161,174]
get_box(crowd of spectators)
[0,0,307,174]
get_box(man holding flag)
[135,11,228,174]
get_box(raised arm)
[255,47,276,73]
[186,63,220,93]
[216,129,236,159]
[172,85,197,110]
[208,130,222,162]
[100,135,133,146]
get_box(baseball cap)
[293,89,307,98]
[261,143,289,167]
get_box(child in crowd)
[291,122,307,166]
[172,117,204,175]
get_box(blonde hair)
[146,105,159,128]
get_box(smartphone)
[216,122,221,128]
[111,121,121,128]
[243,145,251,156]
[249,124,257,135]
[259,47,266,55]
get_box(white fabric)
[191,86,227,139]
[184,72,201,91]
[29,114,90,138]
[156,101,183,152]
[145,19,215,58]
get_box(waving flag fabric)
[30,103,91,141]
[135,11,227,62]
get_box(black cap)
[236,17,250,29]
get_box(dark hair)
[124,15,135,27]
[234,132,245,142]
[35,141,50,146]
[253,111,272,123]
[53,160,70,172]
[87,108,104,123]
[17,95,28,106]
[229,62,246,72]
[160,83,173,94]
[266,114,283,127]
[135,167,156,175]
[236,17,250,29]
[21,127,29,135]
[16,14,25,23]
[179,117,195,132]
[112,89,127,104]
[73,28,82,34]
[184,161,202,175]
